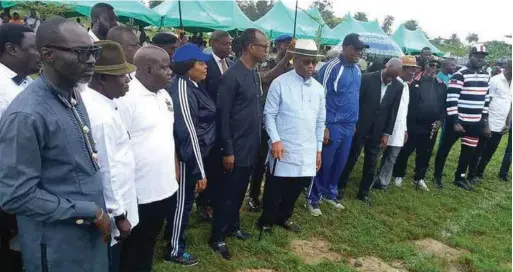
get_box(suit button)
[76,219,84,225]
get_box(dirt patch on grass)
[413,238,468,262]
[238,270,277,272]
[349,256,408,272]
[291,238,343,264]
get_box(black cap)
[342,33,369,49]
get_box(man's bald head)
[133,45,169,69]
[133,45,172,92]
[383,57,402,83]
[107,26,140,64]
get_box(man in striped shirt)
[433,44,491,190]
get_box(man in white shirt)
[468,59,512,183]
[0,24,39,119]
[0,21,39,272]
[115,45,176,272]
[89,3,118,42]
[81,40,137,272]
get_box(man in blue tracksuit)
[307,33,368,216]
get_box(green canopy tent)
[331,14,366,40]
[153,0,255,32]
[358,19,388,35]
[2,1,162,26]
[392,24,442,56]
[255,0,337,45]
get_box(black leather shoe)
[454,180,473,191]
[210,242,231,260]
[469,177,481,186]
[336,189,345,200]
[372,183,387,190]
[255,222,272,240]
[228,229,251,240]
[434,178,444,189]
[358,195,372,206]
[277,220,301,233]
[498,174,509,182]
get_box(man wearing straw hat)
[81,40,137,272]
[258,39,325,235]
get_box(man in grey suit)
[0,17,110,272]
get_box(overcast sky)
[281,0,511,43]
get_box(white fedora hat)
[287,39,323,57]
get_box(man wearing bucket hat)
[392,56,447,190]
[434,44,491,191]
[162,43,212,266]
[81,40,137,272]
[306,33,367,214]
[257,39,325,235]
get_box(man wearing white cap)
[257,39,325,234]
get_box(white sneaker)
[323,198,345,210]
[415,179,430,191]
[394,177,403,187]
[307,203,322,217]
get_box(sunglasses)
[301,59,318,66]
[45,45,102,63]
[428,62,440,68]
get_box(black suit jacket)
[201,54,234,103]
[356,71,404,144]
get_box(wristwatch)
[114,213,127,222]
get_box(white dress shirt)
[388,77,409,147]
[82,87,138,245]
[0,62,33,120]
[89,30,100,42]
[115,78,178,204]
[212,52,227,74]
[488,73,512,132]
[265,70,326,177]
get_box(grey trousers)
[375,146,402,187]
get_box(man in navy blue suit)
[196,30,233,221]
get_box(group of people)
[0,3,511,272]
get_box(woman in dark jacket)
[164,43,215,266]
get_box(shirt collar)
[0,62,28,85]
[338,54,356,67]
[130,77,163,96]
[84,86,117,110]
[212,52,223,63]
[292,69,313,86]
[88,30,99,42]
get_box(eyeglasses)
[44,45,102,63]
[428,63,440,68]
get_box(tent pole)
[178,0,183,30]
[293,0,298,38]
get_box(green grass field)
[153,137,512,272]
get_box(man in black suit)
[196,30,233,221]
[338,58,404,204]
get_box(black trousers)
[211,166,253,242]
[434,122,483,181]
[120,197,171,272]
[249,130,270,200]
[393,128,438,181]
[196,147,221,208]
[109,241,122,272]
[500,130,512,178]
[258,172,310,226]
[338,134,381,198]
[468,132,504,179]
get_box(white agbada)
[388,77,409,147]
[82,87,138,245]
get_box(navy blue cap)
[342,33,369,49]
[274,34,293,43]
[172,43,210,63]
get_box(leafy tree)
[381,15,394,35]
[485,40,512,61]
[310,0,342,28]
[465,33,479,44]
[237,0,274,21]
[430,36,445,46]
[404,19,418,31]
[353,12,368,22]
[17,2,73,19]
[448,33,461,46]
